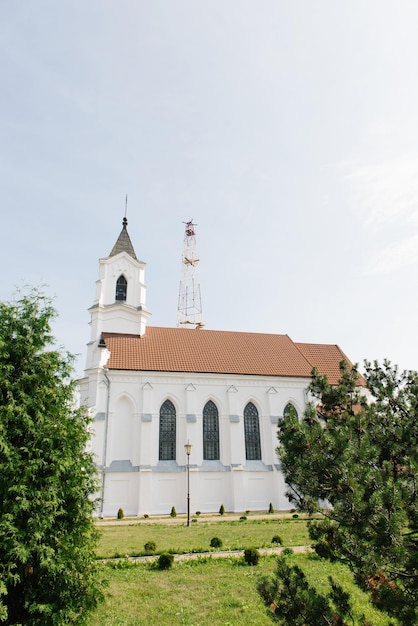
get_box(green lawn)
[96,518,310,558]
[90,519,400,625]
[87,554,397,626]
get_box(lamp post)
[184,441,192,527]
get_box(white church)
[80,218,354,517]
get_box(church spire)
[86,213,151,354]
[109,216,137,259]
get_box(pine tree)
[276,360,418,625]
[257,558,353,625]
[0,291,103,624]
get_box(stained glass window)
[283,403,298,418]
[159,400,176,460]
[244,402,261,460]
[203,400,220,460]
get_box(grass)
[90,518,399,624]
[96,518,310,558]
[288,556,399,625]
[87,554,397,626]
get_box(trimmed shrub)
[219,504,225,516]
[282,547,294,556]
[245,510,250,515]
[143,514,149,519]
[210,536,223,549]
[195,511,201,516]
[271,535,282,545]
[157,553,174,570]
[117,508,124,520]
[268,502,274,514]
[292,513,299,519]
[191,518,197,523]
[144,541,156,553]
[244,548,260,566]
[239,515,247,521]
[170,506,177,518]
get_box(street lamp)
[184,441,192,527]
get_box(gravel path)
[95,513,307,527]
[100,545,313,564]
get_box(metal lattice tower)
[177,220,204,329]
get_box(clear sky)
[1,1,418,377]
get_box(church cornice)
[88,302,150,314]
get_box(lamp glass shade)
[184,442,192,456]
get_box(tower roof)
[109,218,137,259]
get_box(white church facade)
[79,219,353,517]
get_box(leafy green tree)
[0,291,103,624]
[276,360,418,625]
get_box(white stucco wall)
[89,251,150,339]
[81,367,308,517]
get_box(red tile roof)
[295,342,362,386]
[102,327,355,384]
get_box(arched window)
[283,403,298,419]
[244,402,261,460]
[115,275,127,301]
[203,400,220,460]
[159,400,176,460]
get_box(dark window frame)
[283,402,298,419]
[115,275,127,301]
[244,402,261,460]
[159,399,176,461]
[203,400,220,460]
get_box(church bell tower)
[85,217,151,370]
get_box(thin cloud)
[343,155,418,275]
[346,156,418,229]
[366,232,418,275]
